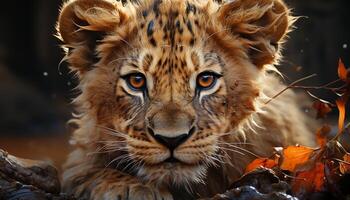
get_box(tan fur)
[57,0,316,199]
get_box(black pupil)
[130,75,144,89]
[202,75,211,82]
[134,76,143,84]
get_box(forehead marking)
[142,54,154,72]
[142,0,201,49]
[153,0,162,18]
[149,37,157,47]
[186,2,197,15]
[147,20,155,36]
[142,10,148,17]
[186,21,194,35]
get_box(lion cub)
[57,0,315,199]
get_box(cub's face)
[58,0,290,185]
[116,43,228,184]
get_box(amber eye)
[124,73,146,91]
[196,72,220,90]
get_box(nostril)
[148,127,195,150]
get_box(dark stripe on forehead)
[176,20,184,34]
[186,2,197,15]
[190,38,195,46]
[187,20,194,35]
[153,0,162,17]
[142,10,148,17]
[147,20,155,36]
[149,37,157,47]
[147,19,157,47]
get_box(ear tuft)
[58,0,121,45]
[57,0,134,76]
[217,0,293,68]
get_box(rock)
[201,168,298,200]
[0,149,75,200]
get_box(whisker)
[106,153,133,169]
[96,125,130,139]
[218,142,260,158]
[196,148,223,168]
[124,105,145,125]
[217,141,256,146]
[87,143,128,156]
[95,140,126,145]
[220,149,235,168]
[122,157,143,172]
[217,146,246,156]
[87,148,128,156]
[217,143,259,154]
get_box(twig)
[265,74,318,104]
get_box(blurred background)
[0,0,349,169]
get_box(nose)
[148,127,194,150]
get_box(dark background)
[0,0,349,166]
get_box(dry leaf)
[336,99,346,134]
[245,158,278,173]
[338,59,348,81]
[292,162,325,194]
[340,153,350,174]
[280,146,315,172]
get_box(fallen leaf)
[340,153,350,174]
[336,99,346,134]
[292,162,325,195]
[338,59,348,81]
[245,158,278,173]
[280,146,315,172]
[316,125,331,147]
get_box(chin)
[137,162,208,186]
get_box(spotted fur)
[57,0,316,199]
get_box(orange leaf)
[280,146,314,172]
[338,59,348,81]
[336,99,346,134]
[312,101,332,119]
[245,158,278,173]
[340,153,350,174]
[316,125,331,147]
[292,162,325,194]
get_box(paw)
[128,184,173,200]
[93,183,173,200]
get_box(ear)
[216,0,293,68]
[57,0,130,75]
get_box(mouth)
[160,150,200,166]
[145,151,197,168]
[164,156,180,163]
[137,159,208,185]
[160,155,204,168]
